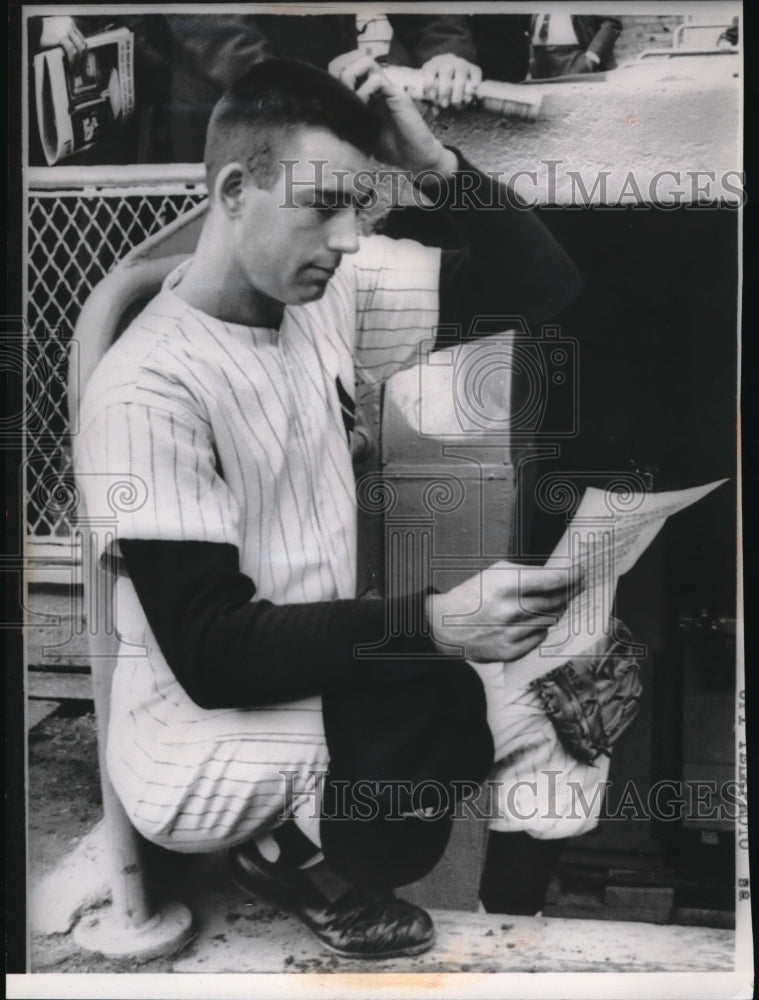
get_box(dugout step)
[31,828,736,973]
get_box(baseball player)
[76,57,596,958]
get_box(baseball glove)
[530,619,643,765]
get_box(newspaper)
[504,479,728,689]
[33,26,134,165]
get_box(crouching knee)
[320,663,493,889]
[323,660,494,798]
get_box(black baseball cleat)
[302,886,436,959]
[229,842,435,959]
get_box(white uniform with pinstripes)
[76,235,607,854]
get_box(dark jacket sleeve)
[573,16,623,69]
[387,14,477,67]
[165,15,274,90]
[430,150,582,337]
[165,13,356,87]
[119,538,444,710]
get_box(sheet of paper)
[503,479,728,690]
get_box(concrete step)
[170,891,736,974]
[29,828,736,974]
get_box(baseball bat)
[384,65,542,121]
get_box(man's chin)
[299,279,331,302]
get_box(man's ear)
[215,163,247,217]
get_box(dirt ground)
[27,707,102,883]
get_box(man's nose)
[326,211,361,255]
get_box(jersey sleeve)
[75,396,242,566]
[352,234,441,387]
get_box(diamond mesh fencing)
[26,182,207,539]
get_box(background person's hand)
[328,49,369,81]
[583,52,600,71]
[39,16,87,63]
[329,52,457,177]
[426,560,581,663]
[420,54,482,109]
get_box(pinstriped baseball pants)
[111,664,607,854]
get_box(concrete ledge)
[438,59,740,204]
[172,888,735,974]
[30,826,735,973]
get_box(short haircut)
[204,58,382,194]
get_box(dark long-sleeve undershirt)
[120,151,581,711]
[120,539,444,709]
[385,149,582,336]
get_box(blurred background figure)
[29,13,360,164]
[29,11,631,167]
[717,17,739,49]
[158,14,358,161]
[386,14,532,106]
[529,13,622,78]
[382,13,623,100]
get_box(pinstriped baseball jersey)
[75,234,441,847]
[79,233,440,599]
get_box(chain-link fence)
[26,167,207,543]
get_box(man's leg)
[320,660,494,890]
[480,831,566,914]
[234,665,493,960]
[109,692,435,958]
[473,662,611,913]
[107,694,330,854]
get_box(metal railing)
[673,22,733,50]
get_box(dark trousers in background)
[480,832,567,914]
[531,45,593,79]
